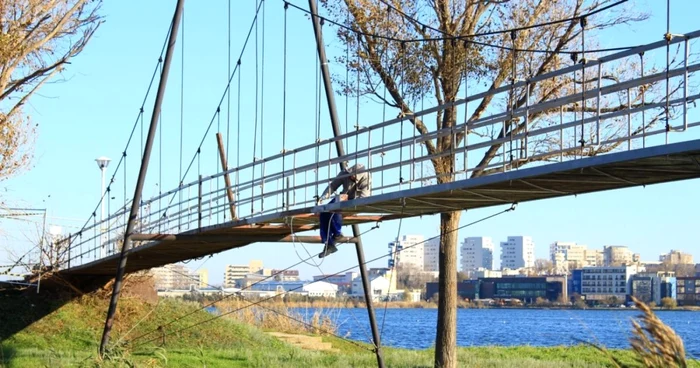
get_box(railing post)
[286,177,290,211]
[198,175,203,231]
[67,234,71,269]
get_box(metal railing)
[61,30,700,270]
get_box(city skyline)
[150,236,697,285]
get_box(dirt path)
[267,332,339,353]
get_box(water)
[295,308,700,356]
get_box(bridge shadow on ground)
[0,274,154,344]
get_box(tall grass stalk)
[213,299,337,335]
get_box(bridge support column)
[99,0,185,356]
[308,1,386,367]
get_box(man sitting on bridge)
[316,163,371,258]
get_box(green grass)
[2,293,700,368]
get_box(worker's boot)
[319,242,338,258]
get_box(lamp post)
[96,156,111,258]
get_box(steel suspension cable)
[580,17,587,151]
[163,0,264,216]
[179,9,185,228]
[664,0,671,141]
[159,59,164,230]
[345,17,350,150]
[283,1,638,55]
[67,22,172,256]
[282,3,288,204]
[237,61,242,197]
[226,0,232,166]
[354,35,360,166]
[315,43,321,197]
[251,0,261,215]
[260,0,266,213]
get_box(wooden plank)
[216,132,237,220]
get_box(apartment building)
[580,266,637,302]
[152,264,201,290]
[500,236,535,270]
[460,237,494,275]
[603,245,639,266]
[389,235,425,271]
[224,260,264,288]
[550,241,587,273]
[659,250,694,265]
[424,238,440,272]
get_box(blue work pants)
[319,197,343,245]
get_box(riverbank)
[211,297,700,312]
[1,291,698,367]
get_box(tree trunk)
[434,210,462,368]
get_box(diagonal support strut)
[99,0,185,356]
[308,1,386,367]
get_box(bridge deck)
[61,139,700,276]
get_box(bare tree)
[0,0,103,183]
[534,258,555,275]
[320,1,663,366]
[396,264,438,290]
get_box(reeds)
[629,296,687,368]
[593,296,688,368]
[213,299,338,335]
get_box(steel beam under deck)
[130,233,358,244]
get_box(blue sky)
[2,0,699,284]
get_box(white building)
[313,271,358,286]
[581,266,638,302]
[500,236,535,270]
[550,241,588,274]
[224,260,264,287]
[389,235,425,271]
[585,249,604,267]
[460,237,494,275]
[424,238,440,272]
[603,246,639,266]
[151,264,200,290]
[476,268,502,278]
[351,275,391,301]
[250,281,338,298]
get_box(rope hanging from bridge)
[381,200,405,338]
